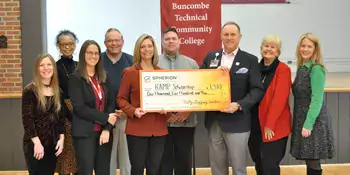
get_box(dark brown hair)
[162,27,179,37]
[77,40,106,83]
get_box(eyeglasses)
[59,42,75,48]
[85,51,99,56]
[105,39,122,43]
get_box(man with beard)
[157,27,199,175]
[101,28,133,175]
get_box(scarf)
[259,57,280,92]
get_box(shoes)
[307,167,323,175]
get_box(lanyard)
[88,77,102,100]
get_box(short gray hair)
[222,21,241,33]
[104,28,123,41]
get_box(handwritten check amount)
[140,69,231,112]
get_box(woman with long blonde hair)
[22,54,70,175]
[290,33,335,175]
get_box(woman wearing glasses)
[69,40,118,175]
[55,29,79,175]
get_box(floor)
[1,164,350,175]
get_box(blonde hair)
[31,54,61,112]
[133,34,159,66]
[296,33,325,68]
[261,34,282,56]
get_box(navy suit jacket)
[201,49,264,133]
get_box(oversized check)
[140,69,231,112]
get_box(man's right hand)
[176,112,190,122]
[107,113,117,125]
[115,110,127,118]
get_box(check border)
[139,69,231,112]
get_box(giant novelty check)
[140,69,231,112]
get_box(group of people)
[21,21,334,175]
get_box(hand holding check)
[167,113,179,122]
[115,110,127,118]
[134,108,146,118]
[218,66,230,72]
[176,112,190,122]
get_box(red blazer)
[117,64,168,137]
[259,62,292,142]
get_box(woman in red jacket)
[248,34,292,175]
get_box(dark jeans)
[158,127,195,175]
[127,134,167,175]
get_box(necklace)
[62,62,77,78]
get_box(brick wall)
[0,0,22,94]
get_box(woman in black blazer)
[68,40,117,175]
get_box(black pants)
[73,131,113,175]
[248,133,288,175]
[24,143,57,175]
[127,134,167,175]
[158,127,195,175]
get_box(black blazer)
[201,49,264,133]
[68,72,116,137]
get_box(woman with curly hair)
[55,29,79,175]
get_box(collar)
[104,51,123,63]
[59,55,74,63]
[164,52,179,62]
[304,60,312,68]
[135,64,160,70]
[222,47,239,56]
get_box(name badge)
[209,60,219,67]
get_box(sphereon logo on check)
[144,76,151,83]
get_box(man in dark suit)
[201,21,264,175]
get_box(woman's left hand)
[55,138,64,156]
[99,130,110,145]
[302,127,312,138]
[264,127,275,140]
